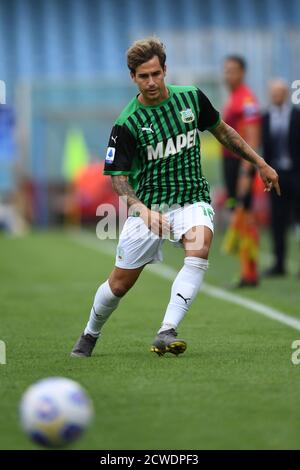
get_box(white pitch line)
[68,230,300,332]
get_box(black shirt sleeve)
[197,89,221,131]
[103,124,136,174]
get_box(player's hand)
[257,161,281,196]
[140,207,170,238]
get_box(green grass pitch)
[1,229,300,449]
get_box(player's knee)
[200,244,210,260]
[186,244,210,261]
[109,280,132,298]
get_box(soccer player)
[221,56,262,287]
[71,37,280,358]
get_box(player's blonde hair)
[126,37,166,74]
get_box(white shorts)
[115,202,214,269]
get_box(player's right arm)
[103,123,169,236]
[111,175,169,237]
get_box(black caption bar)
[0,450,297,466]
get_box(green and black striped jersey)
[104,84,220,209]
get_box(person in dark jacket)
[262,79,300,276]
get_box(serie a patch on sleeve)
[105,147,116,165]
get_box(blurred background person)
[262,79,300,277]
[221,56,262,287]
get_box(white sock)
[158,257,208,333]
[84,280,120,338]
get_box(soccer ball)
[19,377,94,447]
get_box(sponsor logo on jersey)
[111,135,118,144]
[105,147,115,164]
[147,129,198,161]
[180,108,195,123]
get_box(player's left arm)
[210,120,280,195]
[235,121,261,200]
